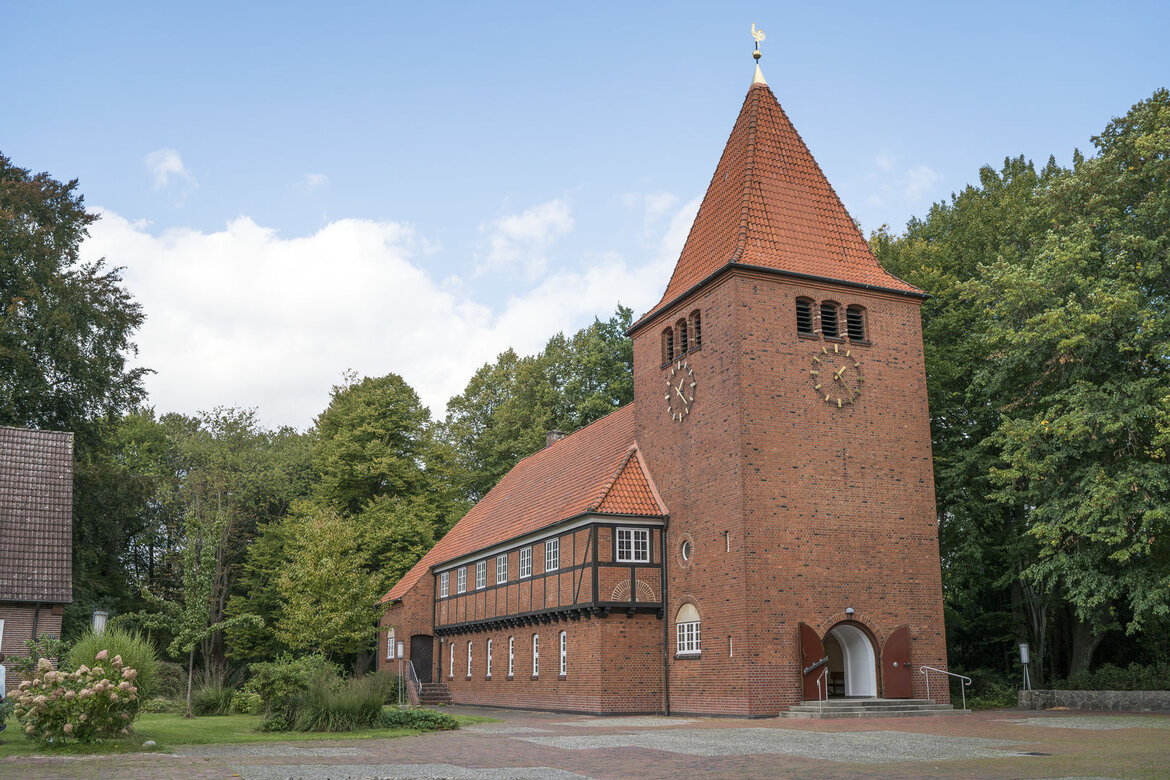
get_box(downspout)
[661,528,670,715]
[32,603,40,640]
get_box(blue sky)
[4,2,1168,428]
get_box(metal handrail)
[814,667,829,715]
[919,665,972,712]
[404,660,423,706]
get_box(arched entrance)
[826,623,877,698]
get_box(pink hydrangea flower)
[63,723,74,734]
[95,649,109,661]
[112,654,123,667]
[109,692,119,702]
[122,668,138,680]
[79,714,88,722]
[118,681,131,691]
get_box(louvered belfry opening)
[796,298,814,335]
[846,306,866,341]
[820,302,840,339]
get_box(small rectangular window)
[476,561,486,590]
[457,568,466,594]
[690,310,702,349]
[796,298,814,335]
[545,538,560,572]
[439,571,449,598]
[467,641,472,677]
[386,630,396,660]
[532,634,540,676]
[617,528,650,562]
[508,636,515,676]
[519,547,532,578]
[496,554,508,584]
[487,639,493,678]
[449,642,454,679]
[559,631,567,676]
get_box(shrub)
[289,674,383,732]
[381,707,458,731]
[141,698,180,714]
[67,628,159,699]
[1052,662,1170,691]
[231,689,263,715]
[11,652,141,742]
[191,684,235,716]
[367,669,402,704]
[153,661,187,700]
[245,654,339,724]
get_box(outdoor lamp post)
[1019,642,1032,691]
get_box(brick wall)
[0,602,64,691]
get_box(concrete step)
[780,707,969,719]
[779,698,968,719]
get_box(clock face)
[810,343,863,407]
[665,360,696,421]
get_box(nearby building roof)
[0,426,74,604]
[636,75,921,329]
[382,403,665,602]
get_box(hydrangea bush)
[11,650,141,742]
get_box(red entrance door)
[881,624,912,698]
[799,622,828,700]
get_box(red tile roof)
[382,403,665,602]
[637,81,921,327]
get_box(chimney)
[546,430,567,448]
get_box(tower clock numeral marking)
[811,345,864,408]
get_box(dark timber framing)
[432,521,666,635]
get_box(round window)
[680,539,692,562]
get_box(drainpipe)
[661,528,670,715]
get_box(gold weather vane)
[752,23,765,60]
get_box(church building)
[378,53,949,717]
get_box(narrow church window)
[545,538,560,572]
[617,528,650,562]
[690,310,702,349]
[820,301,841,339]
[519,547,532,578]
[676,603,701,655]
[508,636,515,676]
[677,319,689,355]
[467,641,473,678]
[559,631,567,676]
[449,642,454,679]
[386,628,396,660]
[662,327,674,364]
[846,305,867,342]
[457,567,466,594]
[496,554,508,584]
[532,634,540,676]
[487,639,493,678]
[440,571,449,598]
[475,561,486,590]
[796,298,814,335]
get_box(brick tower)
[629,62,948,716]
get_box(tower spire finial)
[751,23,767,85]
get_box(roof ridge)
[729,84,763,265]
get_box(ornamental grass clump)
[11,651,141,743]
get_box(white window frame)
[386,628,396,660]
[439,571,449,598]
[476,561,486,590]
[449,642,454,678]
[519,547,532,578]
[532,634,540,676]
[486,639,493,678]
[457,567,466,594]
[545,538,559,572]
[496,554,508,584]
[617,528,651,563]
[508,636,515,677]
[677,621,701,655]
[559,631,567,676]
[467,641,473,677]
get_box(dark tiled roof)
[0,426,74,603]
[382,404,665,602]
[637,81,921,327]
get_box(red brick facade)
[1,603,64,691]
[378,71,948,716]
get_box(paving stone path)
[3,707,1168,779]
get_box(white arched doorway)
[828,623,877,697]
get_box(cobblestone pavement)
[3,707,1169,780]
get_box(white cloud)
[620,191,681,241]
[302,173,329,190]
[144,148,195,190]
[854,155,940,214]
[476,199,573,277]
[82,198,696,430]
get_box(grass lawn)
[0,710,497,758]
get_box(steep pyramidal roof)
[382,404,665,603]
[638,75,921,326]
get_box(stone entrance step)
[418,682,452,705]
[779,698,968,719]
